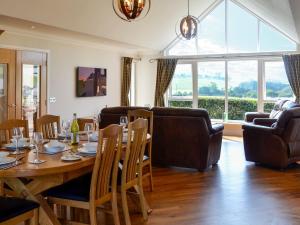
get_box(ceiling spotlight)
[112,0,151,22]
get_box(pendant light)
[176,0,198,40]
[112,0,151,22]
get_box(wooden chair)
[121,118,149,225]
[0,196,39,225]
[46,124,123,225]
[36,114,61,139]
[128,109,154,191]
[77,118,94,131]
[0,119,29,145]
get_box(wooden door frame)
[0,48,16,119]
[16,50,47,119]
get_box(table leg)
[3,177,62,225]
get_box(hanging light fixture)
[176,0,199,40]
[112,0,151,22]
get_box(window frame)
[167,56,292,122]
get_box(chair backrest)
[128,109,153,136]
[0,119,29,144]
[36,114,61,139]
[122,118,148,184]
[77,118,94,131]
[90,124,123,200]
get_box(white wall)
[136,55,157,107]
[0,31,136,120]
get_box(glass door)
[22,64,41,133]
[0,64,7,123]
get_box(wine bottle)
[71,113,79,145]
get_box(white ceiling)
[0,0,299,51]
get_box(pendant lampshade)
[113,0,151,22]
[176,0,199,40]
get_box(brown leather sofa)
[99,106,224,171]
[243,106,300,169]
[245,99,300,127]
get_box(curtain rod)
[148,52,298,63]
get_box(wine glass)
[12,127,23,163]
[31,132,45,164]
[120,116,128,128]
[62,120,71,143]
[84,123,94,143]
[93,112,100,131]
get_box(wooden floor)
[125,139,300,225]
[32,139,300,225]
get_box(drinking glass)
[120,116,128,128]
[62,120,71,143]
[93,112,100,131]
[31,132,45,164]
[12,127,23,163]
[84,123,94,143]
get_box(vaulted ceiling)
[0,0,299,52]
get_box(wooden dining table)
[0,145,95,225]
[0,134,152,225]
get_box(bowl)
[82,142,97,152]
[0,152,9,158]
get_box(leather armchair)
[151,107,224,171]
[243,107,300,169]
[245,100,300,127]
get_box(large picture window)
[168,59,293,121]
[166,0,297,121]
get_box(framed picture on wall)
[76,67,107,97]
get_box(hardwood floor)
[126,139,300,225]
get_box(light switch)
[49,97,56,103]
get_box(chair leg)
[111,192,120,225]
[135,184,148,221]
[149,164,154,192]
[27,208,39,225]
[89,205,97,225]
[121,188,131,225]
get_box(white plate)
[78,148,97,154]
[0,157,16,166]
[61,155,81,161]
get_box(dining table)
[0,133,152,225]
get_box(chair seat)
[46,173,92,202]
[0,197,39,222]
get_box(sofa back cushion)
[100,106,150,128]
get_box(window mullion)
[257,60,264,112]
[192,62,198,109]
[224,60,229,121]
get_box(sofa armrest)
[211,124,224,134]
[242,124,276,134]
[245,112,270,122]
[253,118,277,127]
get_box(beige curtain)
[283,54,300,103]
[121,57,133,106]
[154,59,178,107]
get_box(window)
[263,61,293,112]
[169,64,193,108]
[228,61,257,120]
[165,0,297,121]
[167,0,297,55]
[197,1,226,54]
[198,62,225,119]
[168,59,293,121]
[227,1,258,53]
